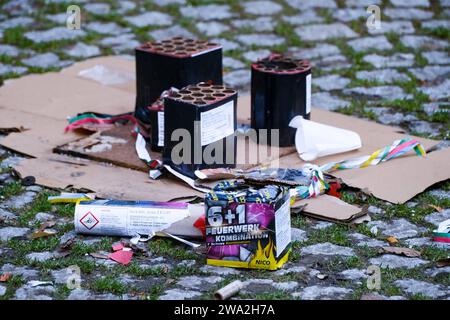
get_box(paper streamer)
[293,138,426,200]
[64,112,138,132]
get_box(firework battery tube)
[214,280,245,300]
[251,54,312,147]
[135,38,223,124]
[163,83,238,178]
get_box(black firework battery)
[134,37,223,127]
[163,83,238,178]
[251,54,312,147]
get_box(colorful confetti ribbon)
[293,138,426,200]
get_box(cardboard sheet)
[1,56,448,214]
[14,154,204,202]
[300,195,369,223]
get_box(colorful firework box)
[205,182,291,270]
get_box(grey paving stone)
[423,102,450,116]
[391,0,430,6]
[295,23,358,41]
[177,275,223,290]
[0,227,29,241]
[235,34,285,47]
[384,8,434,20]
[441,0,450,7]
[429,190,450,200]
[22,53,71,69]
[64,42,101,58]
[0,156,25,168]
[232,17,275,32]
[424,266,450,277]
[159,288,202,300]
[223,57,245,69]
[363,53,415,68]
[314,75,350,91]
[301,242,355,256]
[291,228,308,242]
[348,35,393,52]
[0,64,27,76]
[368,206,385,216]
[0,44,20,57]
[154,0,186,5]
[1,264,39,280]
[224,69,251,88]
[33,212,55,223]
[422,20,450,29]
[84,3,110,15]
[242,49,271,62]
[0,285,6,296]
[0,208,16,221]
[0,17,34,30]
[242,1,282,15]
[199,265,240,275]
[349,232,386,248]
[376,111,417,125]
[24,27,85,43]
[26,251,58,262]
[332,8,367,22]
[179,260,196,267]
[293,286,353,300]
[51,267,80,284]
[273,265,307,276]
[242,278,298,292]
[346,0,381,5]
[180,5,235,21]
[85,22,130,35]
[394,279,446,298]
[409,120,441,136]
[117,1,136,14]
[286,0,337,9]
[368,218,425,239]
[369,254,428,269]
[356,69,410,83]
[289,43,340,59]
[312,92,350,111]
[196,21,229,37]
[338,269,368,281]
[411,66,450,81]
[424,209,450,227]
[149,25,196,41]
[422,51,450,65]
[67,288,92,300]
[125,12,173,28]
[404,237,449,249]
[368,21,415,35]
[2,0,34,16]
[100,34,140,53]
[14,283,55,300]
[311,221,334,230]
[282,11,324,25]
[2,191,37,210]
[343,86,411,100]
[210,38,239,51]
[400,35,448,50]
[419,79,450,100]
[315,54,351,71]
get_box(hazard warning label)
[79,212,99,230]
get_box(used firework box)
[205,182,291,270]
[74,200,190,237]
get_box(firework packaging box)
[205,182,291,270]
[74,200,192,237]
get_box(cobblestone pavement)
[0,0,449,300]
